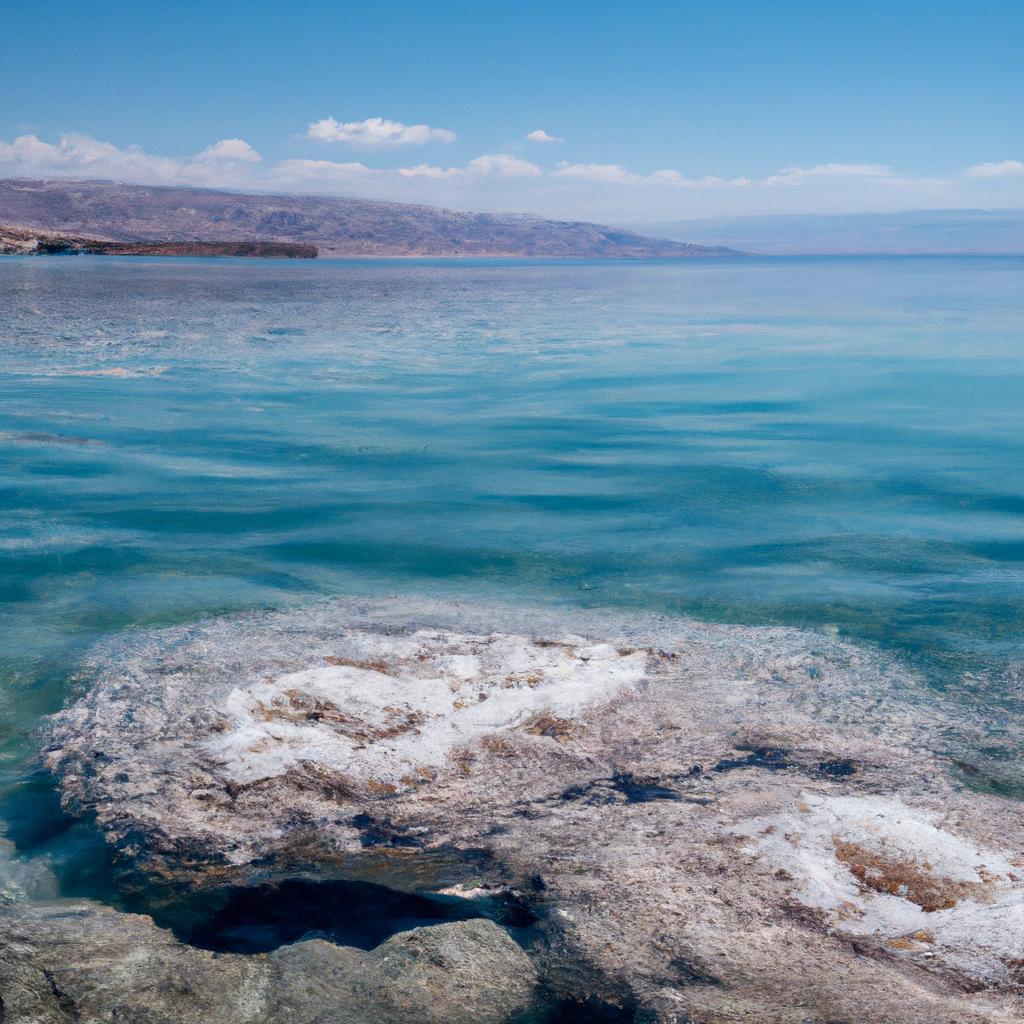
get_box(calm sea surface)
[1,254,1023,900]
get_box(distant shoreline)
[0,226,317,258]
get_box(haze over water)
[1,254,1023,893]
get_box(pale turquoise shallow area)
[1,254,1023,895]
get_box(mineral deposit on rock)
[39,597,1024,1023]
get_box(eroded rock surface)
[42,598,1024,1022]
[0,900,535,1024]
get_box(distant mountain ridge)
[0,179,740,259]
[622,209,1024,255]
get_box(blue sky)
[3,0,1023,220]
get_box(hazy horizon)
[622,208,1024,255]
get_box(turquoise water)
[1,254,1023,896]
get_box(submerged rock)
[42,597,1024,1022]
[0,900,535,1024]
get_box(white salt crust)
[738,794,1024,982]
[206,629,648,784]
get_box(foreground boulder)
[0,900,536,1024]
[44,597,1024,1022]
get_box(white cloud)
[764,163,895,186]
[648,170,750,187]
[467,154,541,177]
[196,138,262,163]
[0,132,266,183]
[307,117,455,147]
[269,159,375,181]
[0,132,191,182]
[963,160,1024,179]
[526,129,562,143]
[553,163,748,188]
[398,154,541,179]
[553,162,641,184]
[398,163,462,179]
[647,169,686,185]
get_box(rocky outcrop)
[0,224,317,257]
[0,900,536,1024]
[42,598,1024,1022]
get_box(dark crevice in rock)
[558,766,705,806]
[511,994,637,1023]
[43,968,81,1020]
[670,955,724,987]
[713,745,793,773]
[609,771,684,803]
[349,812,427,849]
[817,757,858,777]
[713,745,858,779]
[143,876,538,955]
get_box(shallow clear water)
[1,254,1023,902]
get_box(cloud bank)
[398,154,541,179]
[0,133,265,187]
[963,160,1024,179]
[307,117,455,147]
[2,131,1023,221]
[552,162,751,188]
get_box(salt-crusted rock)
[43,597,1024,1023]
[0,899,536,1024]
